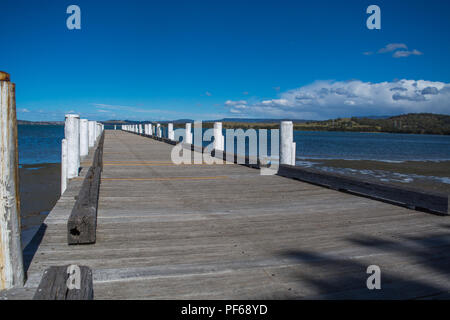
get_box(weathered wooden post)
[61,138,68,194]
[0,71,25,289]
[157,123,161,138]
[214,122,224,151]
[280,121,295,165]
[168,123,174,141]
[291,142,296,166]
[80,119,89,157]
[96,123,102,140]
[65,114,80,179]
[88,121,95,148]
[185,123,192,144]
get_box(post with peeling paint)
[96,123,102,141]
[88,121,95,148]
[280,121,294,165]
[214,122,224,151]
[65,114,80,179]
[79,119,89,157]
[185,123,192,144]
[157,123,161,138]
[61,138,68,194]
[0,71,25,289]
[168,123,174,141]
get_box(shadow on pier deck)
[4,130,450,299]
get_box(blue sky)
[1,0,450,121]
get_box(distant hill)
[199,113,450,134]
[290,113,450,135]
[213,118,310,123]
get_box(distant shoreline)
[18,112,450,135]
[18,121,63,125]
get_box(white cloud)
[365,43,423,58]
[224,79,450,119]
[225,100,247,106]
[393,49,423,58]
[378,43,408,53]
[205,91,212,96]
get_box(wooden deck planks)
[5,130,449,300]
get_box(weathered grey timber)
[2,130,449,300]
[67,132,104,244]
[0,72,25,289]
[139,130,449,215]
[33,265,93,300]
[277,165,449,215]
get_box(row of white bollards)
[61,115,104,194]
[121,120,296,166]
[122,123,179,143]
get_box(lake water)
[18,125,450,165]
[293,131,450,162]
[18,125,64,165]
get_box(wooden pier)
[2,130,450,299]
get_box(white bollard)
[65,114,80,178]
[96,123,102,140]
[94,121,98,141]
[168,123,174,140]
[185,123,192,144]
[61,138,68,194]
[79,119,89,157]
[213,122,224,151]
[157,123,161,138]
[88,121,96,148]
[0,72,25,289]
[280,121,294,165]
[291,142,296,166]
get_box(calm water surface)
[18,125,450,165]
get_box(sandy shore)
[299,159,450,194]
[19,163,61,231]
